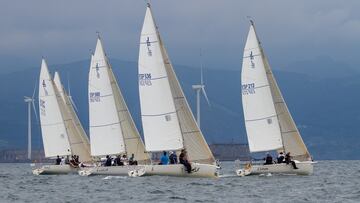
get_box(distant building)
[0,149,46,163]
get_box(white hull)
[236,161,314,176]
[78,165,142,176]
[135,163,219,178]
[32,165,77,175]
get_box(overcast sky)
[1,0,360,71]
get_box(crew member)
[264,153,273,165]
[169,151,177,164]
[285,152,298,169]
[159,151,169,165]
[55,155,61,165]
[129,154,138,165]
[179,149,191,173]
[277,152,285,163]
[105,155,112,167]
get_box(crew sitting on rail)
[70,155,81,167]
[285,152,299,169]
[277,152,285,163]
[159,151,169,165]
[128,154,138,165]
[179,149,192,173]
[60,157,65,165]
[114,155,124,166]
[104,155,112,167]
[121,154,128,165]
[264,152,273,165]
[55,155,61,165]
[74,155,80,164]
[169,151,177,164]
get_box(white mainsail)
[139,4,215,164]
[38,59,71,158]
[53,72,92,162]
[241,23,283,153]
[88,38,126,157]
[138,5,183,152]
[242,22,311,160]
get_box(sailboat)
[236,21,314,176]
[78,37,151,176]
[135,4,219,178]
[33,59,92,175]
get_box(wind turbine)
[192,50,210,128]
[24,84,38,160]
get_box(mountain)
[0,58,359,160]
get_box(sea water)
[0,161,359,202]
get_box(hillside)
[0,59,359,160]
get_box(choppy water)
[0,161,359,202]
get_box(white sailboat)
[78,37,150,176]
[33,59,92,175]
[135,4,219,178]
[236,21,314,176]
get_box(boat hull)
[32,165,77,175]
[236,161,314,176]
[138,163,219,178]
[78,165,141,176]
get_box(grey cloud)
[1,0,360,71]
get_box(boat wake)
[219,174,238,178]
[103,176,127,180]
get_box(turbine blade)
[32,101,38,122]
[201,87,210,106]
[32,80,37,99]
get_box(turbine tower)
[192,50,210,128]
[24,85,37,160]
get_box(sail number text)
[139,73,152,86]
[242,83,255,95]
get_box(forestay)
[88,38,126,156]
[38,59,71,158]
[53,72,92,162]
[241,24,283,153]
[138,6,183,152]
